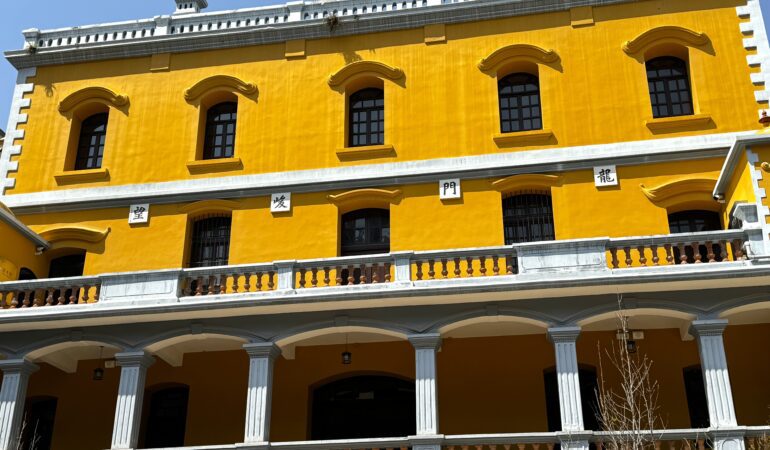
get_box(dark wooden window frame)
[348,88,384,147]
[668,210,723,264]
[74,112,108,170]
[498,72,542,133]
[202,102,238,160]
[502,190,555,244]
[188,215,232,268]
[340,208,391,256]
[646,56,694,119]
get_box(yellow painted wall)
[12,158,730,275]
[724,323,770,425]
[723,152,757,228]
[0,219,46,281]
[6,0,760,194]
[747,144,770,238]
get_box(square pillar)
[110,351,155,450]
[0,359,38,450]
[547,327,585,433]
[691,320,745,450]
[408,333,441,442]
[242,342,280,446]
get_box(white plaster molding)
[547,327,584,432]
[737,1,770,117]
[0,360,38,450]
[0,68,35,196]
[4,131,753,214]
[110,351,155,450]
[744,149,770,252]
[409,333,441,436]
[243,343,280,444]
[690,320,738,429]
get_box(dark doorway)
[19,396,57,450]
[683,366,710,428]
[142,386,189,448]
[311,375,415,440]
[48,253,86,278]
[339,209,391,285]
[18,268,37,280]
[544,367,600,432]
[668,211,723,263]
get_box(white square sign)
[594,165,618,187]
[128,204,149,224]
[439,179,461,199]
[271,192,291,212]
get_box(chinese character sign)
[271,192,291,212]
[593,165,618,187]
[439,179,462,199]
[128,204,150,224]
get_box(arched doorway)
[310,375,415,440]
[141,385,190,448]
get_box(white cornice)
[1,130,754,214]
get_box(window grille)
[646,56,693,118]
[349,88,384,147]
[502,191,554,244]
[188,216,232,267]
[203,102,238,159]
[498,73,542,133]
[75,113,108,170]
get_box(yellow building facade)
[1,0,770,449]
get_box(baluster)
[371,263,379,283]
[650,244,660,266]
[11,292,19,308]
[719,240,728,261]
[267,271,275,290]
[706,241,716,263]
[255,272,264,291]
[516,444,526,450]
[503,445,511,450]
[532,444,540,450]
[653,442,661,450]
[299,268,307,289]
[359,264,367,284]
[323,267,331,287]
[428,260,435,280]
[454,257,462,277]
[242,272,251,293]
[70,286,79,304]
[384,263,391,282]
[441,259,449,278]
[218,274,227,294]
[678,243,688,264]
[732,239,745,260]
[0,292,5,309]
[311,267,319,287]
[696,439,705,450]
[82,286,90,304]
[45,289,54,306]
[232,273,240,294]
[208,276,216,295]
[637,245,647,266]
[93,285,100,303]
[416,261,424,280]
[31,289,42,307]
[664,244,674,265]
[347,265,355,285]
[546,444,554,450]
[610,247,619,269]
[195,276,204,295]
[691,242,702,263]
[466,256,474,277]
[57,288,66,305]
[335,267,343,285]
[492,256,500,275]
[479,256,487,276]
[624,246,633,267]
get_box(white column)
[691,320,745,450]
[242,342,280,446]
[0,359,38,450]
[408,334,441,438]
[110,351,155,450]
[547,327,584,432]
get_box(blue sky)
[1,0,770,129]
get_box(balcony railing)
[0,228,761,311]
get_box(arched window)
[668,210,722,263]
[188,216,232,267]
[502,191,554,244]
[18,268,37,280]
[203,102,237,160]
[74,113,108,170]
[349,88,384,147]
[498,73,542,133]
[646,57,693,118]
[142,386,190,448]
[341,208,390,256]
[19,396,57,450]
[543,367,599,431]
[311,375,415,440]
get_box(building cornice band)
[0,131,752,215]
[5,0,636,70]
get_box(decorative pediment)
[184,75,258,102]
[623,26,709,56]
[179,199,241,216]
[328,61,404,88]
[58,87,128,114]
[38,225,110,244]
[327,188,402,212]
[478,44,559,73]
[640,177,717,203]
[491,174,562,192]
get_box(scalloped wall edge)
[327,188,403,205]
[478,44,560,72]
[184,75,258,102]
[622,25,709,55]
[328,61,405,88]
[58,87,129,114]
[640,178,718,202]
[38,226,111,243]
[491,174,563,192]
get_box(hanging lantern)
[93,346,105,381]
[341,351,352,365]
